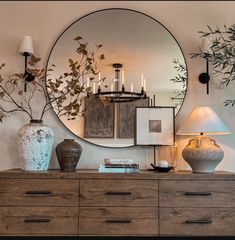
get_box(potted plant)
[0,36,104,171]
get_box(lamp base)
[182,135,224,173]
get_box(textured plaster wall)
[0,1,234,171]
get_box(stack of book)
[99,158,139,173]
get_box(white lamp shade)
[18,35,34,55]
[201,37,211,53]
[177,106,230,135]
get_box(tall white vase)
[17,120,54,171]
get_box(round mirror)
[46,8,187,148]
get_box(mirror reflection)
[46,8,187,148]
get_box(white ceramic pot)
[17,120,54,171]
[182,135,224,173]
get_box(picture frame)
[117,98,149,138]
[135,106,175,146]
[84,98,115,138]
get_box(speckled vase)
[17,120,54,171]
[56,139,82,172]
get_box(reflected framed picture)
[135,107,175,146]
[84,98,114,138]
[117,98,149,138]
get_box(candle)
[131,83,134,92]
[144,78,146,91]
[98,72,101,86]
[87,77,90,88]
[122,70,125,85]
[93,82,96,94]
[159,160,168,168]
[141,73,144,88]
[98,72,101,81]
[111,84,113,96]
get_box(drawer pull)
[105,191,132,196]
[24,218,51,223]
[25,191,52,195]
[184,192,212,196]
[185,219,213,224]
[106,219,131,224]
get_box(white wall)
[0,1,235,172]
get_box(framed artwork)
[117,98,149,138]
[135,107,175,146]
[84,98,115,138]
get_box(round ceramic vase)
[17,120,54,171]
[56,139,82,172]
[182,136,224,173]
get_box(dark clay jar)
[56,139,82,172]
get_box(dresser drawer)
[160,207,235,236]
[80,179,158,206]
[79,207,158,236]
[0,207,78,235]
[159,180,235,207]
[0,179,78,206]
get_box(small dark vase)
[56,139,82,172]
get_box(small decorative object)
[158,144,179,171]
[56,139,82,172]
[151,165,173,173]
[177,106,230,173]
[17,120,54,171]
[158,160,169,168]
[135,107,175,170]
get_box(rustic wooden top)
[0,168,234,180]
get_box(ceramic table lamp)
[177,106,230,173]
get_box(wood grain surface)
[159,180,235,207]
[0,169,234,236]
[0,169,234,180]
[80,179,158,206]
[160,207,235,236]
[0,207,78,235]
[0,179,78,206]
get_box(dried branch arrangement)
[0,36,105,122]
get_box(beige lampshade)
[177,106,230,135]
[18,35,34,55]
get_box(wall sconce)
[18,35,35,91]
[198,38,211,94]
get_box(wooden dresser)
[0,169,234,236]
